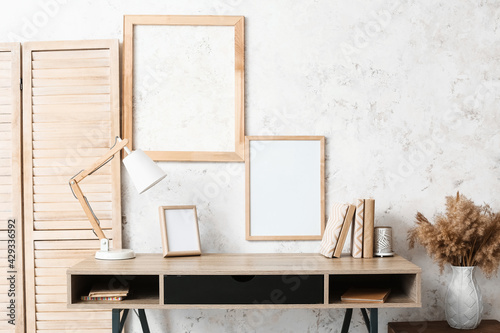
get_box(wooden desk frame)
[67,253,421,332]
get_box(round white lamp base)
[95,249,135,260]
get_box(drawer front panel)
[164,275,324,305]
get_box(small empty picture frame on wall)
[159,206,201,257]
[246,136,325,240]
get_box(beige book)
[363,199,375,258]
[333,205,356,258]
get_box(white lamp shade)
[123,149,166,194]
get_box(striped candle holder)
[374,227,394,257]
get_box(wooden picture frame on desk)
[159,205,201,257]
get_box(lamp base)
[95,249,135,260]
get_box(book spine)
[363,199,375,258]
[333,205,356,258]
[319,203,349,258]
[352,199,364,258]
[81,296,123,301]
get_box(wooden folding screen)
[0,43,24,333]
[23,40,121,332]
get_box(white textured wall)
[2,0,500,332]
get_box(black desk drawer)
[164,275,324,304]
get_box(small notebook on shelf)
[82,282,130,301]
[341,287,391,303]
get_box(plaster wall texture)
[1,0,499,332]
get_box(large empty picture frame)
[246,136,325,240]
[123,15,245,162]
[159,205,201,257]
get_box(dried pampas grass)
[408,192,500,278]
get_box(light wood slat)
[0,95,11,105]
[35,268,67,277]
[0,294,11,303]
[35,276,67,286]
[32,68,110,79]
[35,250,96,259]
[0,212,15,220]
[34,211,112,221]
[33,158,112,168]
[37,312,110,321]
[0,185,12,193]
[33,110,110,121]
[0,132,11,140]
[33,230,112,241]
[0,202,13,211]
[0,150,12,158]
[33,94,110,105]
[36,285,66,294]
[32,103,111,114]
[0,87,12,95]
[33,165,111,176]
[32,78,111,88]
[34,240,111,250]
[33,85,110,97]
[34,221,112,231]
[32,49,110,61]
[33,184,111,194]
[37,303,107,313]
[33,131,111,141]
[35,294,67,304]
[0,152,12,161]
[34,202,112,212]
[0,53,11,61]
[0,114,12,123]
[32,123,110,133]
[0,105,12,114]
[0,69,10,79]
[0,79,11,88]
[33,174,109,184]
[0,168,11,176]
[36,329,110,333]
[0,194,11,202]
[0,61,12,70]
[34,193,112,203]
[36,320,112,330]
[32,58,110,70]
[0,177,11,185]
[35,258,85,268]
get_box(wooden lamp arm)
[69,137,129,241]
[69,181,107,240]
[73,138,129,183]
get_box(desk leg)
[341,309,353,333]
[369,309,378,333]
[341,308,378,333]
[112,309,129,333]
[112,309,149,333]
[138,309,151,333]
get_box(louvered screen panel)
[0,43,23,333]
[23,40,121,333]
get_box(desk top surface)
[68,253,420,275]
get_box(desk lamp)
[69,137,166,260]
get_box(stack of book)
[319,198,375,258]
[81,282,129,301]
[351,198,375,259]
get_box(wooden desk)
[388,320,500,332]
[67,253,421,333]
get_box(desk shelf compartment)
[328,273,420,307]
[164,274,324,305]
[69,274,160,307]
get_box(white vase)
[445,266,483,329]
